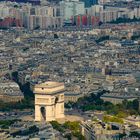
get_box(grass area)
[0,98,34,111]
[50,121,85,140]
[0,119,20,129]
[103,115,124,124]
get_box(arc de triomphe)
[34,81,65,122]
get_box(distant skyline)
[0,0,40,3]
[0,0,41,5]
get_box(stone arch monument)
[34,81,65,122]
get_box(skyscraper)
[60,1,85,23]
[80,0,98,7]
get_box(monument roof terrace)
[35,81,64,88]
[34,81,65,95]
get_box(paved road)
[0,110,33,120]
[65,109,104,121]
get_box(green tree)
[132,99,139,111]
[122,99,128,109]
[50,121,64,132]
[130,131,140,138]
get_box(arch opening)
[40,106,46,121]
[55,96,59,104]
